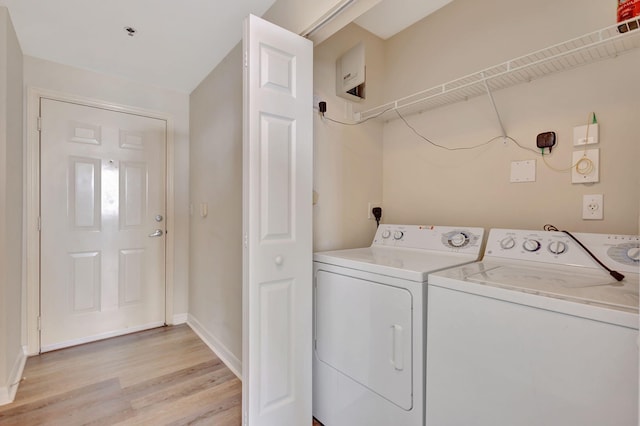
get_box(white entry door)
[40,98,167,352]
[242,14,313,426]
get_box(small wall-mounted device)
[536,131,557,152]
[336,42,365,101]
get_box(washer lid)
[314,246,479,282]
[429,260,639,328]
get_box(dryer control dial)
[500,237,516,250]
[548,241,568,255]
[393,231,404,240]
[448,232,470,248]
[381,230,391,239]
[523,239,541,252]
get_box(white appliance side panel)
[315,270,413,410]
[426,285,639,426]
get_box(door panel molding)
[26,87,176,355]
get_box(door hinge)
[37,216,41,232]
[243,233,248,248]
[37,116,42,132]
[244,51,248,68]
[37,316,41,331]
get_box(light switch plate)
[510,160,536,182]
[573,123,599,146]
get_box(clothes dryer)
[313,224,484,426]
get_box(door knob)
[148,229,163,237]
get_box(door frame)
[25,87,176,355]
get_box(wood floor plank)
[0,324,318,426]
[0,325,242,426]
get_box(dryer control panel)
[372,224,484,254]
[485,228,640,273]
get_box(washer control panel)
[372,224,484,253]
[485,228,640,273]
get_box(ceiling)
[0,0,453,94]
[355,0,452,40]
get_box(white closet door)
[40,98,166,351]
[242,14,313,426]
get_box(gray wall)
[188,43,244,373]
[185,0,386,374]
[0,6,24,404]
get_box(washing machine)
[313,224,485,426]
[426,228,639,426]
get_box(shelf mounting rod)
[481,72,508,143]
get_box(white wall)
[23,55,191,319]
[0,6,24,405]
[380,0,639,234]
[314,0,639,242]
[313,23,385,251]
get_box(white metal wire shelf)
[357,18,640,122]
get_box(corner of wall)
[187,314,242,379]
[0,346,26,406]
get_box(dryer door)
[315,270,413,410]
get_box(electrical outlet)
[582,194,603,220]
[368,202,382,219]
[571,148,599,184]
[573,123,599,146]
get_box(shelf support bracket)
[482,73,508,143]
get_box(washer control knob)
[449,233,469,248]
[500,237,516,250]
[393,231,404,240]
[381,230,391,239]
[626,247,640,262]
[523,239,541,252]
[548,241,568,255]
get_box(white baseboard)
[187,314,242,379]
[0,346,27,406]
[41,321,165,353]
[171,313,188,325]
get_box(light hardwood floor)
[0,325,241,425]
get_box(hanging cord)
[543,224,625,281]
[322,105,595,162]
[321,103,542,155]
[391,109,541,154]
[540,112,596,174]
